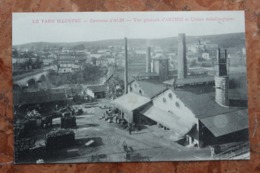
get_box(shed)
[113,92,151,123]
[86,85,106,98]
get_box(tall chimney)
[124,37,128,94]
[159,58,169,81]
[146,46,151,73]
[177,33,187,79]
[215,48,229,107]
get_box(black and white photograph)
[12,11,249,164]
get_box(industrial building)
[113,33,249,148]
[85,84,106,99]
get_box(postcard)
[12,11,249,164]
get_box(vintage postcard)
[12,11,249,164]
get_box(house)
[107,56,115,65]
[43,58,54,66]
[96,56,108,66]
[90,53,103,59]
[86,85,106,99]
[57,59,81,73]
[114,53,125,67]
[202,52,210,60]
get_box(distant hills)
[13,32,245,50]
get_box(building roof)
[200,109,248,137]
[136,72,159,78]
[171,85,247,119]
[134,80,168,98]
[141,105,192,137]
[176,76,214,86]
[87,85,106,93]
[229,88,248,100]
[13,89,67,105]
[113,92,151,111]
[163,78,176,86]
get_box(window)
[168,93,172,99]
[139,90,142,95]
[163,97,166,103]
[130,87,133,91]
[175,102,180,108]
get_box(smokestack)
[124,37,128,94]
[216,48,228,76]
[215,48,229,107]
[159,58,169,81]
[177,33,187,79]
[146,46,151,73]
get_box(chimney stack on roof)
[177,33,187,79]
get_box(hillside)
[13,32,245,50]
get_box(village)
[12,33,249,163]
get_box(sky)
[12,11,245,45]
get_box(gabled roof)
[171,85,247,119]
[200,109,248,137]
[87,85,106,93]
[134,79,168,98]
[176,76,214,86]
[163,78,176,86]
[113,92,151,111]
[141,105,193,138]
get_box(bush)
[46,129,75,151]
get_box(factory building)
[86,84,106,99]
[113,35,248,148]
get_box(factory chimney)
[146,46,152,73]
[215,48,229,107]
[124,37,128,94]
[177,33,187,79]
